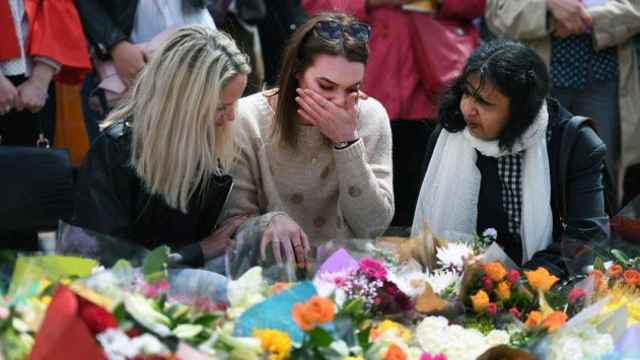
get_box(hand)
[200,214,250,259]
[547,0,592,36]
[15,62,54,113]
[552,17,589,38]
[0,74,18,115]
[111,41,146,87]
[295,88,359,144]
[260,214,311,268]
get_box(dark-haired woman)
[412,40,609,276]
[222,12,394,268]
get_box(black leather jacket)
[422,99,609,277]
[72,121,232,266]
[75,0,209,58]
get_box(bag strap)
[558,116,616,225]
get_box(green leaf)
[357,327,371,351]
[173,324,204,339]
[593,257,606,272]
[307,327,333,348]
[611,249,630,267]
[194,313,221,327]
[142,246,170,283]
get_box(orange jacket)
[0,0,91,84]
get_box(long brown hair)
[269,12,369,149]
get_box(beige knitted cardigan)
[222,91,394,246]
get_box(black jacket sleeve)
[72,133,132,238]
[525,125,609,276]
[74,0,135,56]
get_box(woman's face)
[296,54,365,123]
[215,74,248,126]
[459,76,511,141]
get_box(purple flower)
[358,257,388,280]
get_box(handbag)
[0,146,74,234]
[408,11,479,95]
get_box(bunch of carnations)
[338,258,413,315]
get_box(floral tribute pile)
[1,230,640,360]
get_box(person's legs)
[0,76,39,146]
[390,119,435,228]
[571,79,620,194]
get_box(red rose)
[483,275,493,291]
[509,307,522,319]
[487,303,498,316]
[508,269,520,285]
[568,288,587,305]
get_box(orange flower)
[624,269,640,286]
[292,296,334,331]
[524,267,559,292]
[470,289,490,313]
[589,269,605,291]
[495,281,511,301]
[524,311,543,328]
[542,311,568,332]
[483,262,508,282]
[383,344,407,360]
[608,264,624,279]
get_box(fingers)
[357,90,369,100]
[216,214,249,235]
[279,232,297,265]
[291,231,306,267]
[295,95,323,122]
[346,92,358,114]
[578,5,592,27]
[295,89,327,120]
[297,108,317,125]
[271,234,284,264]
[300,230,311,267]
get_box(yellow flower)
[253,328,292,360]
[471,289,490,313]
[344,357,364,360]
[483,262,508,282]
[495,281,511,301]
[370,320,412,342]
[40,296,52,305]
[524,267,559,292]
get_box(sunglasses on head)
[314,19,372,43]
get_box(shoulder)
[85,121,131,167]
[356,96,391,134]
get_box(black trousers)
[0,75,56,147]
[390,119,436,227]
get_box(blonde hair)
[103,26,250,212]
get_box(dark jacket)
[422,99,609,276]
[72,121,233,267]
[74,0,208,58]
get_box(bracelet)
[334,138,359,150]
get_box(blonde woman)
[73,26,251,266]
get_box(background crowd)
[1,0,639,253]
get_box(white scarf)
[411,101,553,264]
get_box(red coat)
[0,0,91,84]
[302,0,485,121]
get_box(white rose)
[486,330,510,346]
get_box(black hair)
[438,40,550,151]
